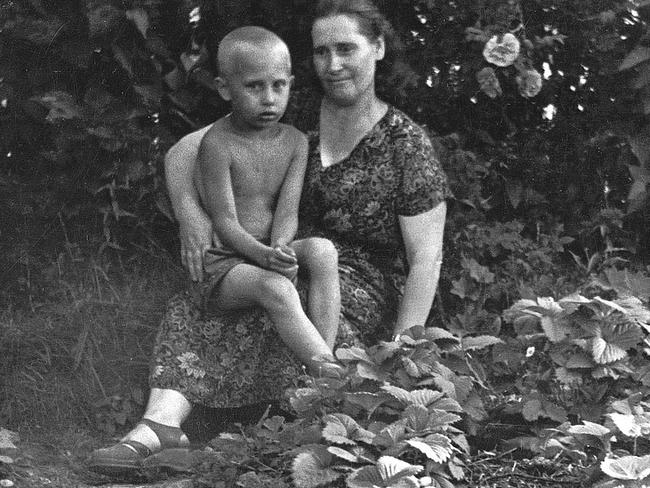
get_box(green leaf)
[163,66,184,91]
[568,421,611,437]
[133,84,162,110]
[555,367,584,386]
[620,46,650,71]
[522,398,567,423]
[632,61,650,90]
[190,67,219,91]
[541,316,572,343]
[31,91,83,123]
[327,446,360,463]
[374,423,407,449]
[87,2,124,37]
[627,164,650,213]
[609,413,650,438]
[604,268,650,301]
[405,434,452,463]
[522,399,544,422]
[601,455,650,480]
[505,179,523,208]
[463,257,495,284]
[425,327,459,343]
[588,320,641,364]
[403,405,461,434]
[292,447,341,488]
[322,414,375,445]
[462,335,503,351]
[346,456,422,488]
[336,347,374,364]
[0,428,18,451]
[356,362,388,382]
[380,385,412,405]
[126,8,149,38]
[328,446,376,464]
[290,387,322,413]
[112,43,134,78]
[381,386,446,409]
[345,392,386,415]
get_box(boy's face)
[218,43,293,131]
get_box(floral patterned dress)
[149,100,452,409]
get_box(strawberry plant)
[191,326,503,488]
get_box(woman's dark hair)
[313,0,398,54]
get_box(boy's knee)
[305,238,338,269]
[255,274,298,308]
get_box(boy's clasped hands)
[267,244,298,281]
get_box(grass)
[1,250,188,430]
[0,167,188,434]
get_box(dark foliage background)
[1,0,649,361]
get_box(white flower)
[189,7,201,24]
[483,33,520,67]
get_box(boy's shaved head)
[217,26,291,78]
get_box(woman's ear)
[216,77,231,101]
[289,75,295,88]
[374,36,385,61]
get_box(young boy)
[194,26,341,375]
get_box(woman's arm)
[165,125,213,282]
[394,202,447,337]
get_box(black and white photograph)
[1,1,649,487]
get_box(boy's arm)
[199,132,271,267]
[270,131,309,247]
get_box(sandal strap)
[139,418,189,450]
[120,439,152,458]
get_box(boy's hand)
[266,244,298,281]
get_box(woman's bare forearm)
[395,202,447,337]
[394,257,441,336]
[164,126,212,222]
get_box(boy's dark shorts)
[192,245,251,310]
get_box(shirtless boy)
[195,26,341,374]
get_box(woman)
[89,0,451,472]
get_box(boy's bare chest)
[229,140,292,193]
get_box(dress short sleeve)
[394,122,453,216]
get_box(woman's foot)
[87,418,190,474]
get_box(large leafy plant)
[192,326,502,488]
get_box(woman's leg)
[214,263,338,372]
[88,388,192,471]
[120,388,191,448]
[291,238,340,350]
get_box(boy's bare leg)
[214,263,337,371]
[291,238,340,350]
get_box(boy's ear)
[290,75,295,88]
[216,77,231,101]
[374,36,385,61]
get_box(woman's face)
[312,14,385,106]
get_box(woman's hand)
[179,209,214,282]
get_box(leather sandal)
[87,418,190,475]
